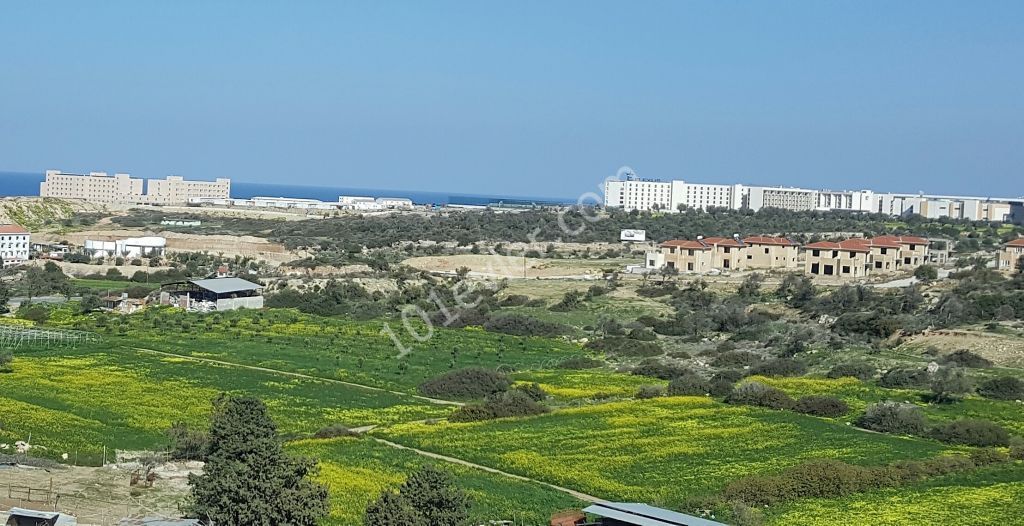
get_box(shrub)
[855,402,927,435]
[929,367,972,403]
[749,358,807,377]
[940,350,993,368]
[878,367,928,388]
[969,448,1009,466]
[977,376,1024,401]
[166,421,208,460]
[448,390,549,422]
[826,362,876,381]
[635,385,665,399]
[483,314,567,337]
[631,359,693,380]
[513,382,547,402]
[1010,437,1024,460]
[667,373,711,396]
[556,357,603,370]
[930,419,1011,447]
[725,381,795,410]
[585,337,663,357]
[793,395,849,417]
[312,424,358,439]
[418,368,511,399]
[712,369,746,383]
[712,351,763,368]
[498,294,530,307]
[709,378,736,397]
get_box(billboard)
[620,229,646,241]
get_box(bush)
[930,419,1011,447]
[709,378,736,397]
[513,382,547,402]
[725,381,795,410]
[878,367,928,388]
[712,369,746,383]
[826,362,876,381]
[483,314,567,337]
[969,448,1009,466]
[940,350,993,368]
[929,367,972,403]
[749,358,807,377]
[855,402,927,435]
[667,373,711,396]
[1010,437,1024,460]
[418,368,511,399]
[631,359,693,380]
[978,376,1024,401]
[312,424,358,439]
[635,385,665,399]
[793,395,849,417]
[449,390,549,422]
[585,337,663,357]
[498,294,530,307]
[556,357,604,370]
[712,351,763,368]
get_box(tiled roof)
[873,235,928,245]
[1006,239,1024,248]
[659,239,711,250]
[0,224,29,234]
[703,236,746,247]
[803,239,871,253]
[743,236,798,246]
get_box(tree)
[186,396,328,525]
[776,274,815,307]
[914,264,939,282]
[737,272,764,299]
[364,465,471,526]
[0,349,13,373]
[929,367,972,403]
[0,279,10,314]
[79,294,104,313]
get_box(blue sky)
[1,1,1022,198]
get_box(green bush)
[940,349,993,368]
[793,395,849,417]
[585,337,663,357]
[631,359,693,380]
[930,419,1011,447]
[556,357,604,370]
[725,381,795,410]
[635,385,665,399]
[483,314,567,337]
[709,378,736,398]
[448,390,549,422]
[512,382,547,402]
[977,376,1024,401]
[749,358,807,377]
[855,401,927,435]
[1010,437,1024,460]
[418,368,511,399]
[712,351,763,368]
[667,373,711,396]
[826,362,876,381]
[878,367,928,388]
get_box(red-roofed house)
[743,236,800,269]
[871,235,929,269]
[803,239,872,278]
[648,239,714,273]
[999,238,1024,271]
[0,224,30,267]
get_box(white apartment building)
[0,224,31,267]
[40,170,230,205]
[604,178,673,211]
[143,176,231,205]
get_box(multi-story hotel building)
[0,224,30,267]
[40,170,230,205]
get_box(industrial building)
[83,237,166,259]
[40,170,230,205]
[0,224,30,267]
[160,277,264,312]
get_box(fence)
[0,325,99,350]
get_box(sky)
[1,1,1022,199]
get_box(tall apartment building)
[604,178,673,211]
[40,170,230,205]
[0,224,30,267]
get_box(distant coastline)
[0,171,575,206]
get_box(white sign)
[620,229,647,241]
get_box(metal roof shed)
[116,518,201,526]
[5,507,77,526]
[582,502,727,526]
[189,277,263,295]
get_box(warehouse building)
[160,277,264,312]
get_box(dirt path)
[130,347,464,407]
[368,437,603,504]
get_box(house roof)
[189,277,263,294]
[743,235,798,246]
[803,239,872,253]
[659,240,711,250]
[873,235,928,245]
[702,236,745,247]
[116,518,201,526]
[7,507,76,525]
[0,224,29,234]
[1005,239,1024,247]
[583,502,727,526]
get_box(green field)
[378,396,949,508]
[288,437,582,525]
[0,344,451,464]
[764,463,1024,526]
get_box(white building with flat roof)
[0,224,30,267]
[40,170,230,205]
[143,176,230,205]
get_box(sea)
[0,171,574,207]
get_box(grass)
[288,437,582,525]
[753,375,1024,434]
[70,308,586,394]
[72,278,160,292]
[0,344,450,465]
[764,462,1024,526]
[378,396,948,509]
[512,369,664,402]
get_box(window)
[811,263,820,274]
[842,266,851,274]
[812,250,820,257]
[880,248,887,255]
[667,261,675,269]
[687,262,693,271]
[849,251,856,258]
[823,264,834,275]
[747,254,752,260]
[764,248,769,254]
[875,261,882,269]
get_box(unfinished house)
[1000,238,1024,272]
[803,239,872,278]
[741,236,800,269]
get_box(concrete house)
[742,236,800,269]
[0,224,30,267]
[1000,239,1024,272]
[647,240,713,273]
[702,236,746,271]
[803,239,873,278]
[872,235,929,269]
